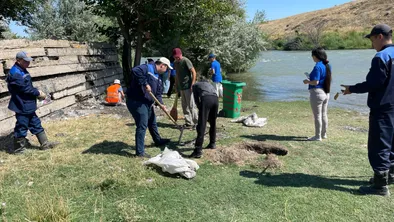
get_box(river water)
[227,50,377,113]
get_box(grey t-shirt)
[174,57,194,90]
[193,81,217,98]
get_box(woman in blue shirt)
[303,47,332,141]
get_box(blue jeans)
[126,99,161,155]
[14,112,44,138]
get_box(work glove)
[38,90,47,100]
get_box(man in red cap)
[172,48,198,128]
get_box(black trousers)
[195,95,218,149]
[368,108,394,172]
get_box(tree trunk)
[122,38,132,86]
[133,20,143,67]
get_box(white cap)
[157,57,173,69]
[114,79,120,84]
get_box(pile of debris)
[204,141,288,168]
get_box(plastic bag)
[143,148,199,179]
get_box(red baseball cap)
[172,48,182,57]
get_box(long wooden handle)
[173,93,178,107]
[149,92,178,125]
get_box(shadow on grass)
[240,170,363,194]
[241,134,307,142]
[82,140,134,157]
[157,122,182,130]
[0,133,13,153]
[0,133,41,153]
[146,164,189,179]
[125,123,135,127]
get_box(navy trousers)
[368,108,394,172]
[126,99,161,156]
[14,112,44,138]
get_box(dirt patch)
[204,141,288,167]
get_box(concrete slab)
[46,48,88,57]
[34,73,87,93]
[0,39,70,49]
[4,56,80,69]
[36,95,76,117]
[28,63,107,78]
[76,85,106,101]
[0,103,14,121]
[78,55,119,64]
[52,83,88,100]
[0,117,15,135]
[0,79,7,94]
[85,68,122,81]
[0,48,46,60]
[0,62,4,76]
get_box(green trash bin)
[222,80,246,118]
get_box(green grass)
[0,99,393,221]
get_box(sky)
[9,0,353,37]
[246,0,352,21]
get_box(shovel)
[149,92,185,144]
[170,93,178,121]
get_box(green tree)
[85,0,243,84]
[0,0,42,24]
[26,0,109,42]
[192,14,267,73]
[0,21,18,39]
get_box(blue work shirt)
[6,63,40,114]
[308,61,327,90]
[126,64,163,105]
[349,44,394,110]
[211,60,222,83]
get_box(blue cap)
[16,51,33,62]
[208,53,215,60]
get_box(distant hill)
[260,0,394,39]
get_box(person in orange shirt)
[105,79,125,105]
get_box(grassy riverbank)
[270,30,371,51]
[0,99,393,221]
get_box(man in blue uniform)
[7,51,58,154]
[208,54,223,97]
[342,24,394,196]
[126,57,172,158]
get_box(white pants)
[309,88,329,138]
[212,82,223,98]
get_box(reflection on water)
[227,50,376,113]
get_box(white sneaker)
[322,134,327,139]
[307,136,322,141]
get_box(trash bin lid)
[222,81,246,87]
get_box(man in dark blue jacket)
[7,51,57,154]
[126,57,172,158]
[342,24,394,196]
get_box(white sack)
[143,148,199,179]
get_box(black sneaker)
[137,153,151,158]
[359,185,390,196]
[188,150,202,158]
[205,143,216,149]
[155,138,170,147]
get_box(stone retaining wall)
[0,39,123,135]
